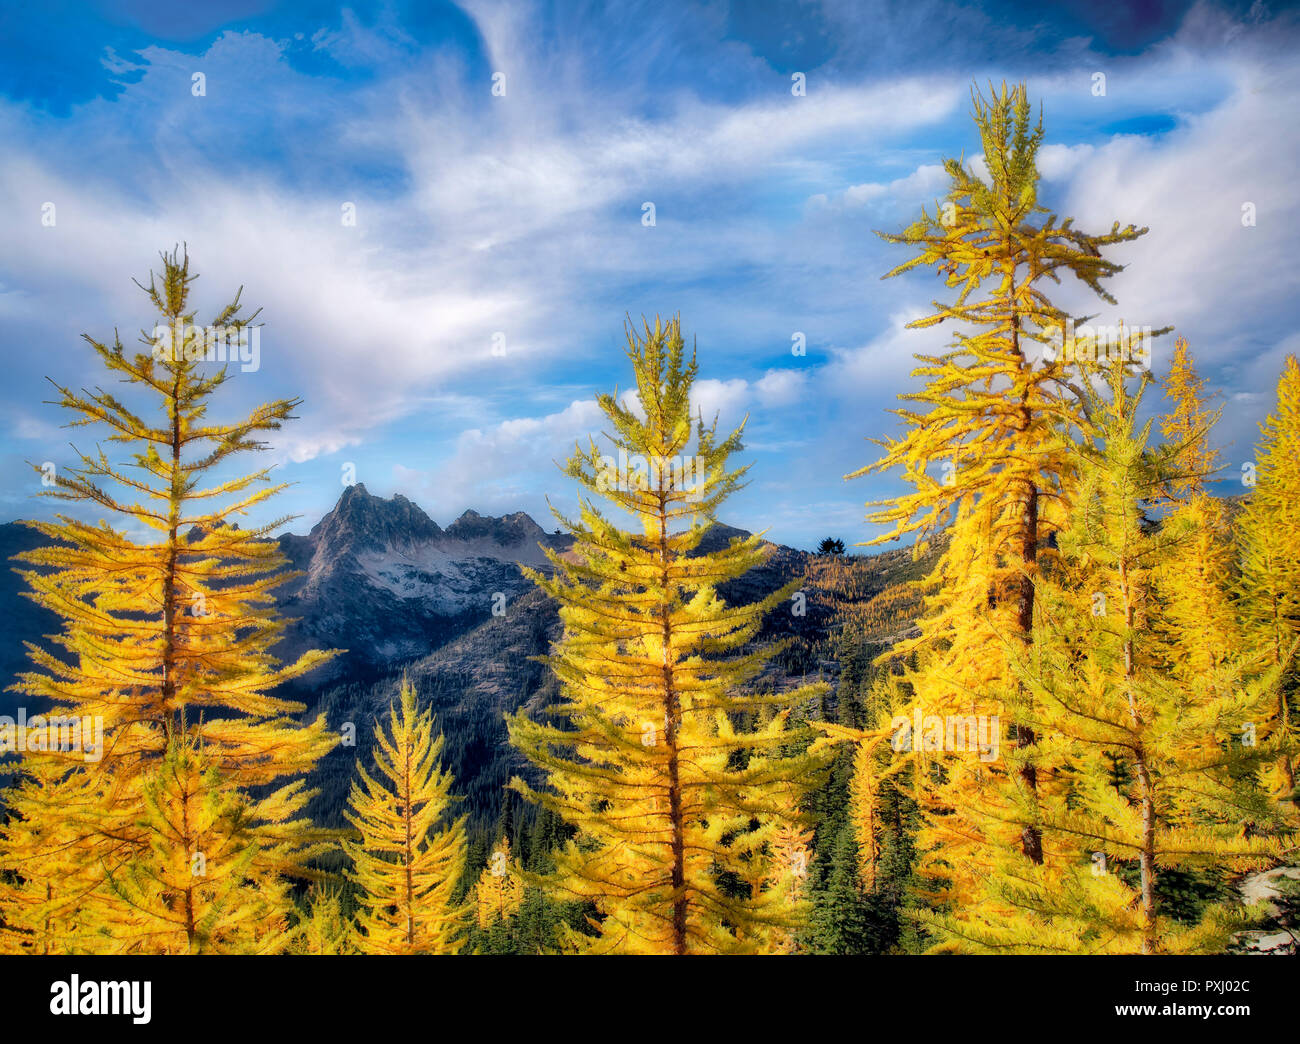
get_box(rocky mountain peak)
[445,508,547,546]
[308,483,444,555]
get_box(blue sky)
[1,0,1298,550]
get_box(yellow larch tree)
[290,886,358,955]
[857,80,1152,647]
[1159,337,1219,501]
[839,82,1160,943]
[0,246,337,952]
[1235,355,1300,799]
[0,754,111,953]
[758,783,816,954]
[849,736,885,892]
[472,837,524,929]
[507,316,825,954]
[940,362,1292,954]
[1154,338,1238,682]
[344,677,467,955]
[731,774,816,954]
[101,737,298,954]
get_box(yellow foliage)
[1236,355,1300,799]
[344,678,466,954]
[473,838,524,929]
[0,248,338,952]
[508,316,826,954]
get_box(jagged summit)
[445,508,548,546]
[269,487,573,683]
[302,485,553,556]
[0,487,765,714]
[307,483,444,554]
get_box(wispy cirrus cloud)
[0,0,1296,549]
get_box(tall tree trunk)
[181,770,197,953]
[1274,599,1296,791]
[1134,755,1158,954]
[1017,478,1043,864]
[657,489,687,954]
[404,743,415,949]
[1120,552,1158,952]
[161,362,182,744]
[1011,298,1044,865]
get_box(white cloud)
[1048,52,1299,467]
[0,20,971,480]
[1037,142,1095,180]
[393,398,604,516]
[691,378,750,424]
[396,365,810,518]
[812,162,949,211]
[2,0,1298,551]
[754,369,809,406]
[9,412,64,443]
[820,308,946,396]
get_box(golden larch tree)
[0,246,337,951]
[924,364,1290,952]
[472,837,524,929]
[508,316,825,954]
[1236,355,1300,798]
[344,677,466,954]
[840,83,1160,938]
[1154,338,1239,683]
[291,887,358,955]
[101,738,297,954]
[0,754,112,953]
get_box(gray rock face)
[0,488,576,714]
[1235,866,1300,954]
[1,491,924,828]
[272,484,574,689]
